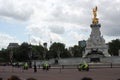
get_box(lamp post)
[28,45,32,68]
[9,48,13,65]
[43,43,47,60]
[57,48,61,59]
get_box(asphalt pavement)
[0,66,120,80]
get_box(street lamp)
[28,45,32,68]
[57,48,61,59]
[43,43,47,60]
[9,48,13,65]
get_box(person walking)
[34,62,37,72]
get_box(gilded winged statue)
[92,6,99,24]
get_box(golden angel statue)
[92,6,99,24]
[93,6,97,18]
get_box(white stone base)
[83,24,111,57]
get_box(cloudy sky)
[0,0,120,49]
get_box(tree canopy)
[0,39,120,62]
[108,39,120,56]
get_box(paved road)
[0,66,120,80]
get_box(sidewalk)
[0,66,120,80]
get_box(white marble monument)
[83,6,111,57]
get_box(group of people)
[7,75,36,80]
[12,61,90,73]
[6,75,93,80]
[22,62,89,72]
[22,62,50,72]
[6,75,120,80]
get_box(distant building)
[7,43,19,49]
[43,42,47,48]
[78,40,86,47]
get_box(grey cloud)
[0,0,33,21]
[28,0,120,38]
[98,1,120,36]
[46,0,99,27]
[0,33,19,49]
[101,23,120,36]
[49,25,65,34]
[48,6,91,27]
[26,24,51,40]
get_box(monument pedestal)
[83,24,111,58]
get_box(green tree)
[60,48,71,58]
[14,42,30,62]
[71,45,84,57]
[0,48,10,62]
[108,39,120,56]
[49,42,67,58]
[32,45,47,60]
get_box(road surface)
[0,66,120,80]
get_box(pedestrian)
[81,77,93,80]
[7,75,21,80]
[26,78,36,80]
[34,62,37,72]
[38,64,40,69]
[24,62,29,70]
[0,77,2,80]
